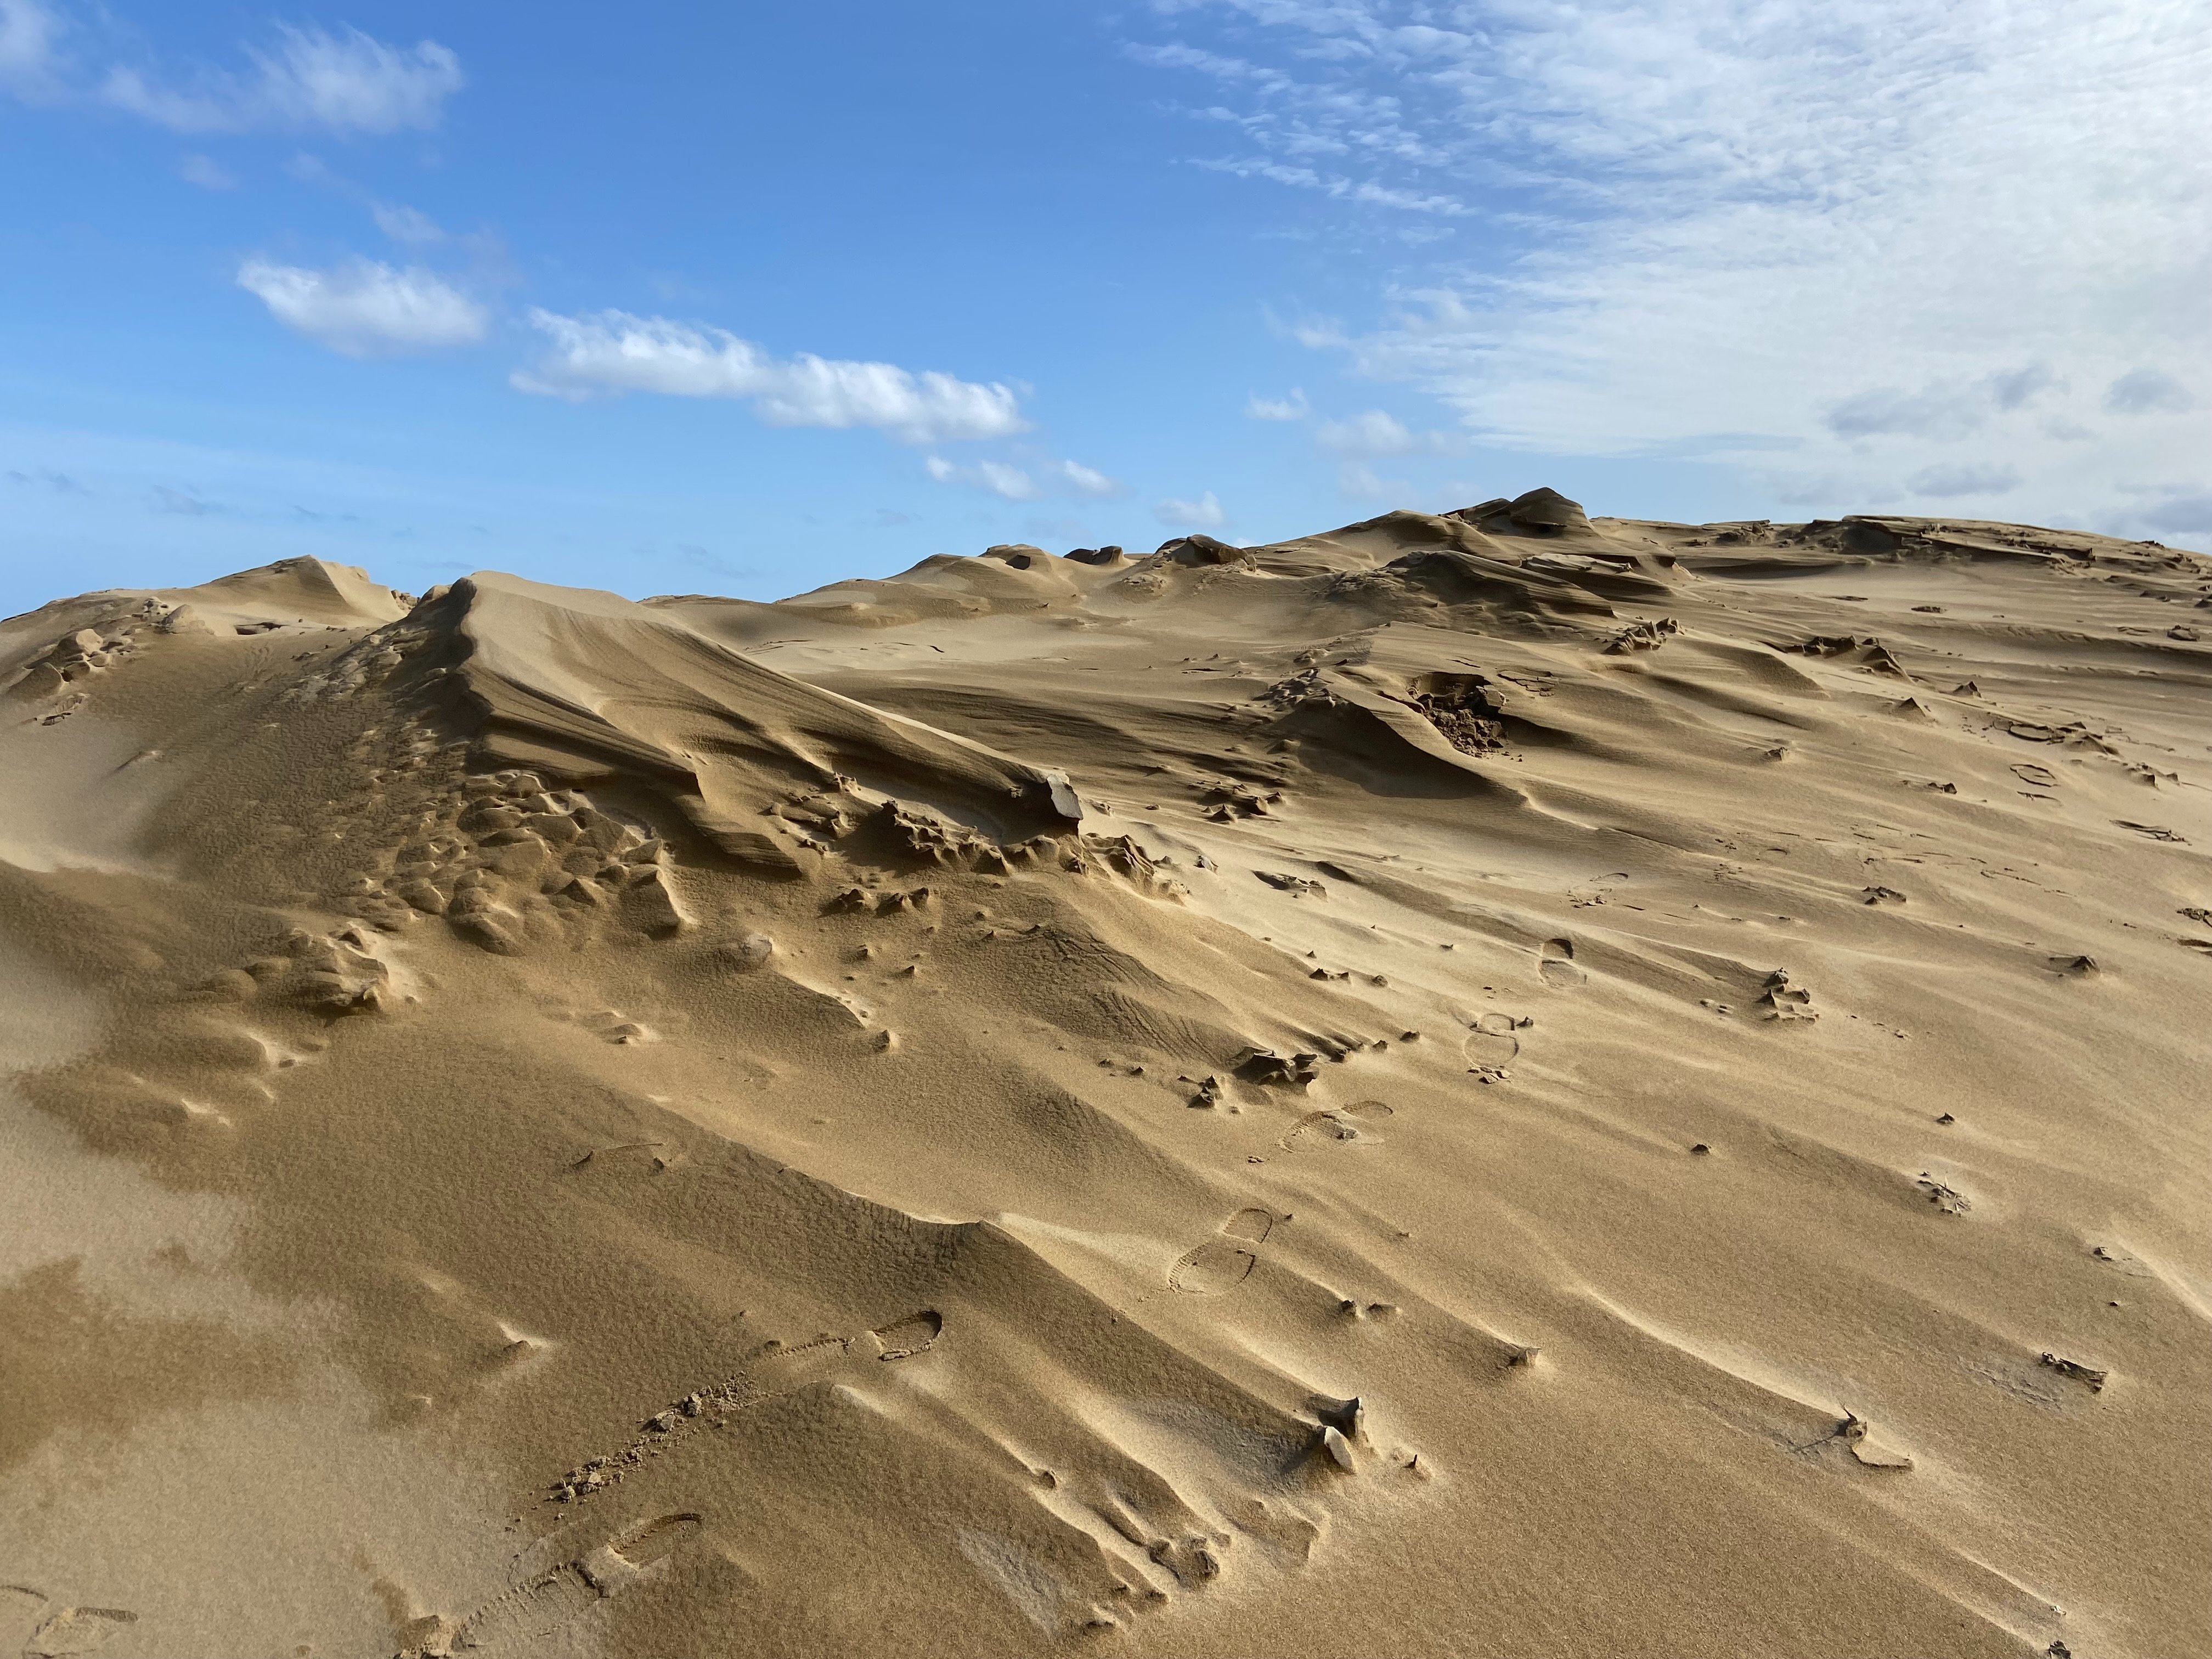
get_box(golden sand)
[3,496,2206,1658]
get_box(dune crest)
[3,499,2208,1659]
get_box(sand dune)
[2,500,2207,1658]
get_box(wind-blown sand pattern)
[3,495,2207,1658]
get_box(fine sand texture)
[3,496,2208,1659]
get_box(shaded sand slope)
[2,509,2209,1659]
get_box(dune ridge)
[2,501,2207,1659]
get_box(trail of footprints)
[544,1311,947,1507]
[396,1513,703,1659]
[391,1313,949,1656]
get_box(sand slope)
[2,506,2208,1659]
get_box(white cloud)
[1246,387,1309,420]
[1059,459,1126,497]
[515,309,1026,444]
[238,258,487,357]
[177,152,236,190]
[102,25,462,135]
[924,456,1120,500]
[925,456,1039,500]
[373,202,444,246]
[1906,462,2021,498]
[2104,369,2194,415]
[1336,461,1409,500]
[1315,408,1462,460]
[1155,490,1227,528]
[1195,155,1473,215]
[0,0,59,94]
[1318,409,1411,454]
[1139,2,2212,543]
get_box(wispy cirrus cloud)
[238,258,487,357]
[101,24,462,135]
[0,0,60,96]
[516,309,1026,444]
[1136,0,2212,541]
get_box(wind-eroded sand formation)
[3,494,2208,1659]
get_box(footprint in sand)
[873,1309,944,1360]
[1538,938,1584,987]
[443,1514,705,1657]
[21,1603,138,1658]
[1464,1012,1523,1068]
[751,1310,947,1389]
[1567,872,1630,909]
[443,1567,597,1656]
[569,1139,677,1175]
[608,1511,704,1567]
[1170,1207,1276,1294]
[577,1008,657,1045]
[1279,1100,1393,1152]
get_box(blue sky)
[3,1,2206,616]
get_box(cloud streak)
[1246,387,1308,420]
[926,456,1039,500]
[924,456,1126,500]
[516,310,1026,444]
[238,259,487,357]
[373,203,445,246]
[101,24,463,134]
[1058,459,1126,498]
[1316,408,1455,456]
[1138,0,2212,537]
[0,0,59,94]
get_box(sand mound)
[413,572,1083,872]
[3,507,2208,1659]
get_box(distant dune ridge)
[2,495,2208,1659]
